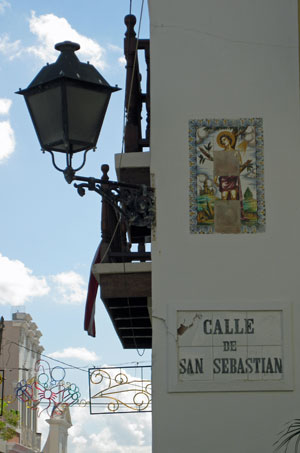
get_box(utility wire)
[5,339,150,373]
[7,340,87,374]
[100,216,122,264]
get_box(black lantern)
[17,41,120,158]
[17,41,154,228]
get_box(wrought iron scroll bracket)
[44,152,155,228]
[72,172,155,228]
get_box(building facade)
[89,1,300,451]
[0,313,43,453]
[148,0,300,452]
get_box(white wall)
[149,0,300,451]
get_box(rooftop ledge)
[92,262,151,281]
[114,152,151,186]
[93,262,152,301]
[115,151,150,171]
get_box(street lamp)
[17,41,154,227]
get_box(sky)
[0,0,151,452]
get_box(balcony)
[92,14,152,349]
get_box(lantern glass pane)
[26,86,64,150]
[66,85,109,152]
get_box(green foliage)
[0,401,19,441]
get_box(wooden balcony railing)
[124,14,150,153]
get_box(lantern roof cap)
[18,41,120,94]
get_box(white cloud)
[67,398,151,453]
[27,11,106,70]
[0,120,15,162]
[72,436,88,446]
[0,99,15,163]
[118,56,126,66]
[107,44,126,67]
[108,44,122,53]
[89,423,151,453]
[0,98,11,115]
[0,0,10,15]
[0,34,22,59]
[106,413,152,448]
[51,271,86,304]
[0,12,112,71]
[69,404,91,438]
[90,428,120,452]
[49,347,99,362]
[0,254,49,305]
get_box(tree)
[0,401,19,441]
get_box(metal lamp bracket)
[44,150,155,228]
[73,175,155,228]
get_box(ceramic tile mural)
[189,118,265,234]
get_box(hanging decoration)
[89,365,152,414]
[14,359,85,417]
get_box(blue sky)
[0,0,151,451]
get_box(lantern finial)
[55,41,80,52]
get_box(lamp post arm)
[70,172,155,228]
[72,174,150,191]
[43,151,155,228]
